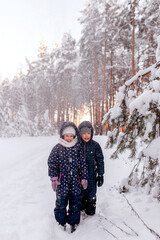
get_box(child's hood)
[78,121,94,140]
[59,121,79,138]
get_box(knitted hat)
[62,126,76,136]
[79,127,91,135]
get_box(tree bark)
[132,0,135,77]
[94,46,99,134]
[100,31,107,135]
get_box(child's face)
[81,132,91,142]
[63,134,74,143]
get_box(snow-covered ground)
[0,136,160,240]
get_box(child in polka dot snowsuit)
[48,122,88,233]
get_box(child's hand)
[50,177,60,191]
[96,175,104,187]
[81,179,88,190]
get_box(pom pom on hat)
[62,126,76,136]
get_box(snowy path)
[0,136,160,240]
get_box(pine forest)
[0,0,160,139]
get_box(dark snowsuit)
[48,122,88,225]
[78,121,104,215]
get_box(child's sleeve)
[78,145,88,180]
[95,142,104,176]
[48,145,59,178]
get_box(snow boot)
[70,224,76,233]
[81,210,88,220]
[59,223,66,231]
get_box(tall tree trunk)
[94,47,99,134]
[90,100,93,125]
[100,31,107,135]
[132,0,135,77]
[73,106,76,122]
[109,49,113,109]
[105,66,109,131]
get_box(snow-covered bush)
[102,86,128,133]
[105,128,119,148]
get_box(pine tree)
[104,35,160,199]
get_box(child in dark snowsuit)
[78,121,104,216]
[48,122,88,233]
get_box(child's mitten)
[97,175,104,187]
[50,177,60,191]
[81,179,88,190]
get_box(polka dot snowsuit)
[48,122,88,226]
